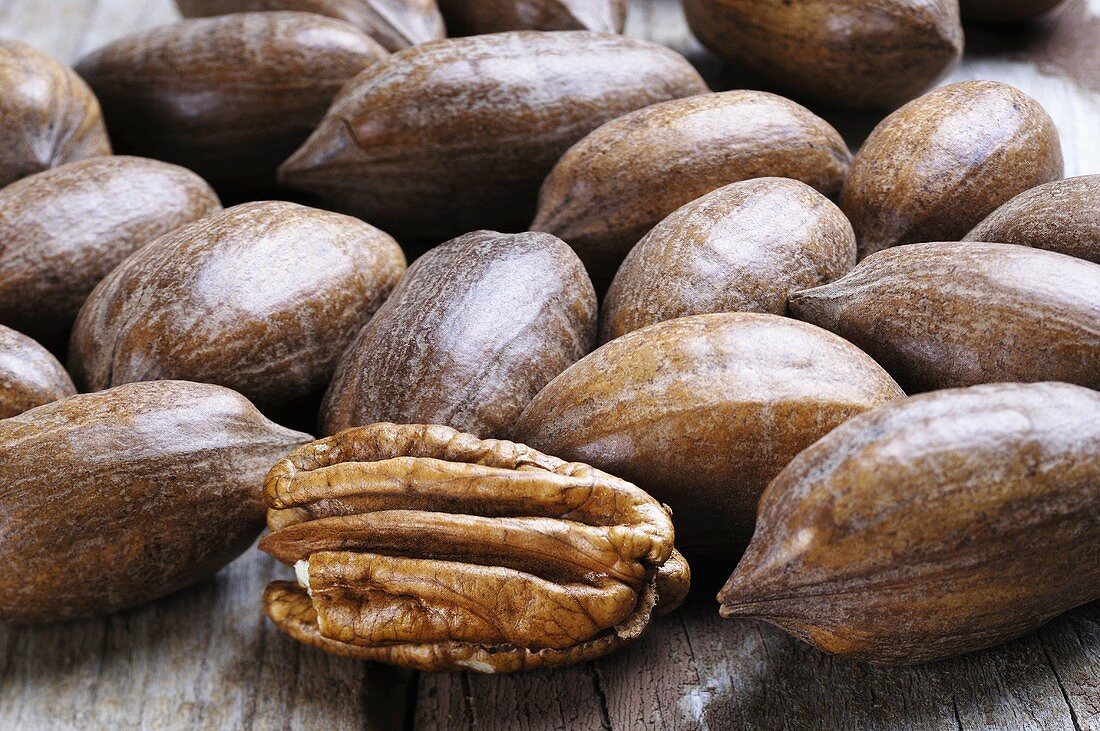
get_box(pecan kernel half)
[259,423,689,672]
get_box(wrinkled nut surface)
[790,242,1100,392]
[841,80,1063,259]
[0,156,221,352]
[682,0,962,109]
[960,0,1066,22]
[438,0,627,34]
[602,178,856,342]
[719,382,1100,665]
[0,40,111,189]
[963,175,1100,264]
[0,325,75,419]
[279,31,707,241]
[515,313,904,562]
[0,380,311,623]
[75,13,387,193]
[175,0,445,50]
[259,422,688,672]
[322,230,596,439]
[532,91,852,277]
[69,201,406,413]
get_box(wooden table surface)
[1,1,1098,729]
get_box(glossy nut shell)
[0,325,75,419]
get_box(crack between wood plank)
[459,671,475,731]
[1038,633,1083,731]
[951,694,964,731]
[590,663,613,731]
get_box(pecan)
[259,423,688,672]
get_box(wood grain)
[1,0,1098,729]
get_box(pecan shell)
[259,423,689,672]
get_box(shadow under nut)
[437,0,627,34]
[963,175,1100,264]
[532,90,852,278]
[0,40,111,189]
[601,178,856,342]
[0,325,76,419]
[278,31,707,242]
[681,0,962,109]
[321,230,596,439]
[68,201,406,413]
[789,242,1100,392]
[74,12,388,194]
[841,80,1063,259]
[174,0,446,51]
[0,380,311,623]
[719,382,1100,665]
[959,0,1067,22]
[515,312,904,563]
[0,156,221,353]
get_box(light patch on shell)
[294,559,312,595]
[458,659,497,673]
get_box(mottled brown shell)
[720,382,1100,665]
[321,230,596,438]
[841,81,1063,258]
[0,156,221,352]
[69,201,406,413]
[260,422,688,672]
[682,0,962,109]
[601,178,856,342]
[963,175,1100,264]
[789,242,1100,392]
[75,13,388,194]
[0,325,75,419]
[279,31,707,241]
[174,0,445,51]
[959,0,1066,22]
[532,91,852,277]
[438,0,627,34]
[0,380,310,623]
[515,313,904,562]
[0,40,111,189]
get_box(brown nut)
[719,382,1100,665]
[174,0,445,51]
[279,31,708,242]
[438,0,627,34]
[789,242,1100,392]
[259,422,688,672]
[963,175,1100,264]
[0,325,75,419]
[960,0,1067,22]
[531,91,852,277]
[0,156,221,353]
[75,13,388,195]
[682,0,962,109]
[0,40,111,189]
[0,380,311,623]
[841,81,1063,259]
[601,178,856,342]
[514,313,904,562]
[321,230,596,439]
[69,201,406,414]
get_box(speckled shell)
[69,201,406,413]
[514,313,904,562]
[532,91,852,277]
[75,13,388,193]
[789,242,1100,392]
[681,0,963,109]
[0,156,221,353]
[719,382,1100,665]
[963,175,1100,264]
[279,31,708,242]
[0,40,111,189]
[321,230,597,438]
[960,0,1066,22]
[0,325,75,419]
[841,81,1063,259]
[438,0,627,34]
[0,380,311,623]
[602,178,856,342]
[174,0,446,51]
